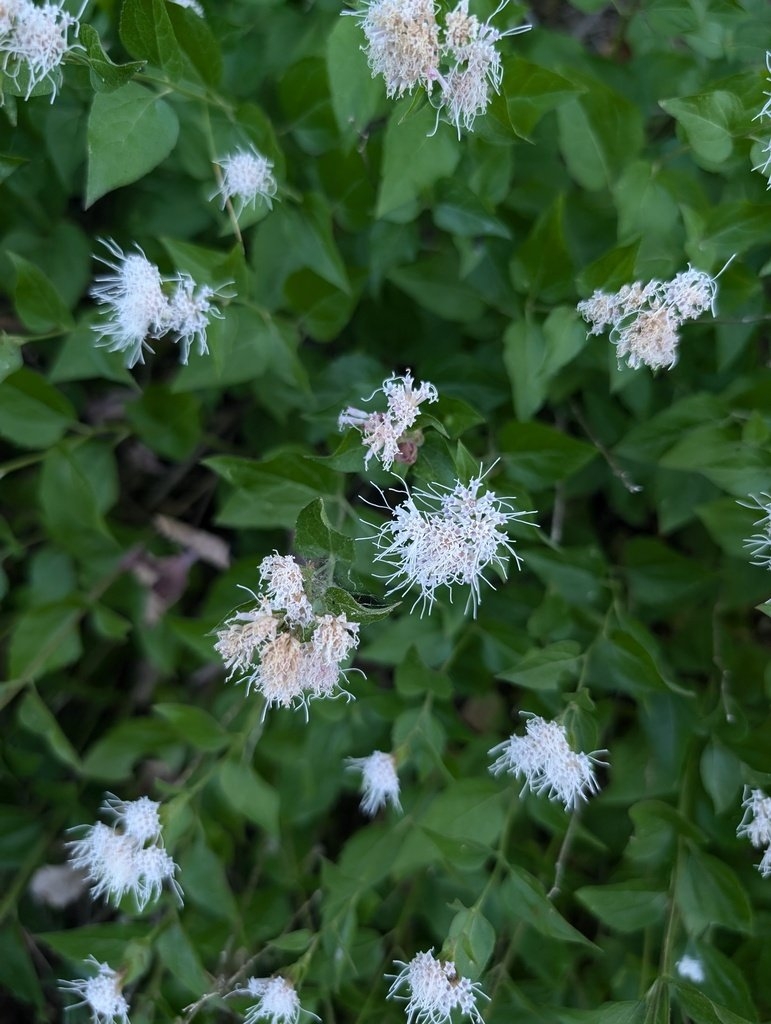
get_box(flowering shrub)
[0,0,770,1023]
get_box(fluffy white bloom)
[1,0,84,103]
[347,750,401,815]
[59,957,130,1024]
[348,0,441,99]
[759,846,771,879]
[168,0,203,14]
[739,493,771,569]
[339,370,438,472]
[234,976,319,1024]
[577,263,724,371]
[753,51,771,186]
[213,145,277,214]
[387,949,486,1024]
[215,553,363,716]
[90,239,228,368]
[737,787,771,849]
[676,955,705,984]
[67,795,182,911]
[489,713,606,811]
[372,471,535,614]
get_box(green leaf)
[270,929,314,953]
[77,23,145,90]
[576,884,668,933]
[675,848,753,936]
[326,16,383,137]
[38,923,150,964]
[395,646,453,699]
[217,760,280,836]
[153,703,228,753]
[448,907,495,979]
[0,923,43,1009]
[8,253,74,333]
[499,421,596,490]
[323,586,399,626]
[674,985,755,1024]
[8,600,82,683]
[86,82,179,207]
[497,640,582,692]
[503,307,588,420]
[376,105,460,220]
[178,831,238,921]
[0,335,23,384]
[81,718,178,781]
[17,689,81,769]
[502,865,594,946]
[510,195,574,302]
[504,56,580,139]
[557,80,644,191]
[660,91,742,166]
[700,741,743,815]
[156,923,210,997]
[126,386,201,460]
[295,498,355,563]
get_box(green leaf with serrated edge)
[660,92,742,166]
[8,254,73,333]
[76,23,144,90]
[324,586,398,626]
[576,884,667,933]
[497,640,582,692]
[17,690,81,769]
[86,82,179,207]
[152,703,228,753]
[217,760,280,836]
[295,498,354,562]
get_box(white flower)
[1,0,84,103]
[371,471,535,615]
[90,239,229,368]
[387,949,486,1024]
[165,273,223,364]
[576,262,726,371]
[59,957,130,1024]
[339,370,438,472]
[347,750,401,815]
[739,493,771,569]
[234,976,319,1024]
[213,145,277,214]
[759,845,771,879]
[259,553,315,626]
[168,0,203,14]
[214,599,280,677]
[348,0,441,99]
[489,713,606,811]
[676,955,705,984]
[67,795,182,911]
[753,51,771,186]
[737,787,771,849]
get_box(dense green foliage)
[1,0,771,1022]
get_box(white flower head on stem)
[371,468,536,615]
[489,713,607,811]
[739,493,771,569]
[259,553,315,627]
[165,273,224,364]
[59,957,130,1024]
[347,750,401,815]
[737,786,771,849]
[214,598,280,678]
[347,0,442,99]
[753,51,771,186]
[234,976,319,1024]
[3,0,85,102]
[676,955,705,984]
[101,793,161,845]
[387,949,487,1024]
[339,369,438,472]
[213,145,277,214]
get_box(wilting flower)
[233,976,319,1024]
[67,793,182,910]
[387,949,487,1024]
[213,145,277,214]
[214,553,362,716]
[489,713,606,811]
[0,0,85,102]
[739,493,771,569]
[371,470,535,614]
[59,957,130,1024]
[676,955,705,984]
[347,750,401,815]
[90,239,227,368]
[339,370,438,472]
[576,263,726,371]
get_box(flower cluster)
[740,493,771,569]
[90,239,226,368]
[387,949,486,1024]
[213,145,277,215]
[214,553,361,715]
[233,976,318,1024]
[59,958,130,1024]
[347,750,402,815]
[67,793,183,911]
[753,50,771,186]
[339,370,438,471]
[737,787,771,878]
[489,714,605,811]
[347,0,530,134]
[371,471,535,615]
[0,0,84,102]
[576,265,721,371]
